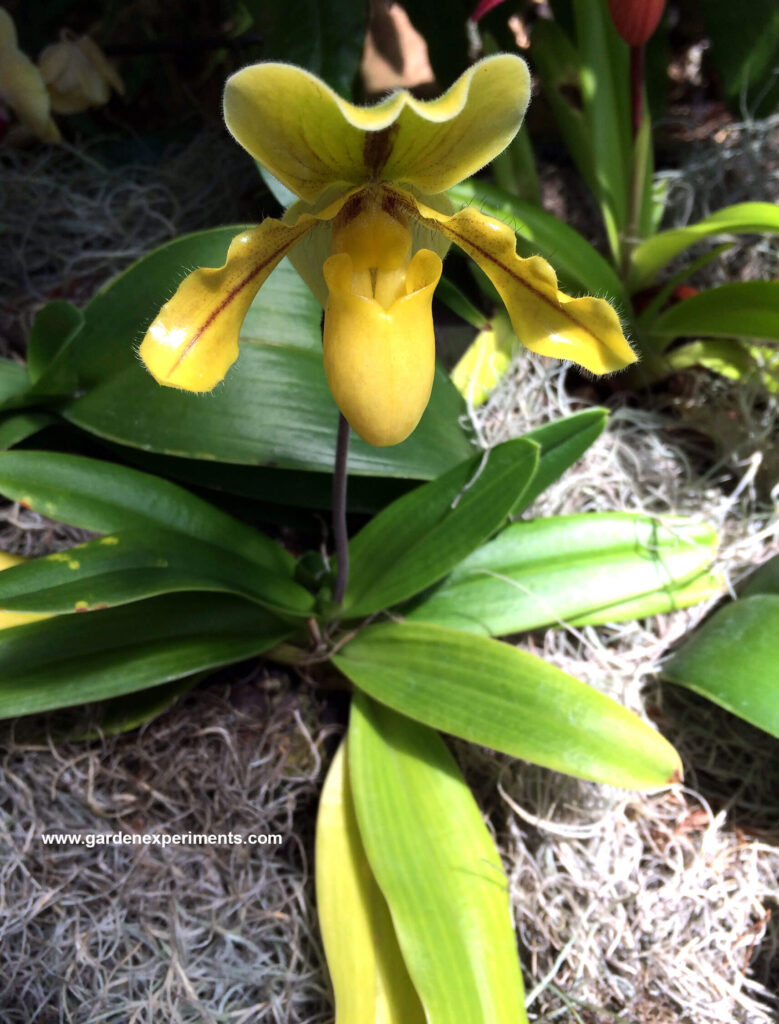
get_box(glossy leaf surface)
[740,555,779,598]
[630,202,779,289]
[406,514,720,634]
[0,528,313,616]
[649,282,779,345]
[0,411,56,450]
[0,450,292,574]
[316,740,426,1024]
[26,299,84,385]
[0,358,30,405]
[663,595,779,739]
[342,438,538,617]
[335,623,682,789]
[0,593,289,719]
[349,695,527,1024]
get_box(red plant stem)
[332,413,350,605]
[630,44,645,139]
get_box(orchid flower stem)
[332,413,350,605]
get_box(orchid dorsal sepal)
[223,55,531,204]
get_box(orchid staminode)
[140,56,635,446]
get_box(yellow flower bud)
[38,32,124,114]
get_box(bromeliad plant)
[456,0,779,397]
[0,55,723,1023]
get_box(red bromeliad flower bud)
[470,0,507,22]
[607,0,665,46]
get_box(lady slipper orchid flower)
[140,56,636,446]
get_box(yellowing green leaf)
[349,695,528,1024]
[335,623,682,790]
[316,740,426,1024]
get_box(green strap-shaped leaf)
[701,0,779,117]
[529,19,599,214]
[116,409,605,521]
[348,694,528,1024]
[0,412,56,451]
[107,446,414,515]
[740,554,779,598]
[636,243,734,330]
[334,622,682,789]
[648,281,779,346]
[636,109,659,242]
[316,740,426,1024]
[0,450,293,575]
[518,409,608,512]
[663,595,779,739]
[435,276,490,331]
[630,202,779,290]
[0,593,289,719]
[0,528,313,617]
[572,0,631,261]
[26,300,85,387]
[491,122,541,206]
[568,568,723,628]
[341,439,539,618]
[449,179,629,311]
[0,358,31,406]
[406,514,720,635]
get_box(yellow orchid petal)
[322,247,442,446]
[0,15,60,143]
[223,55,529,204]
[139,197,346,392]
[399,193,637,374]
